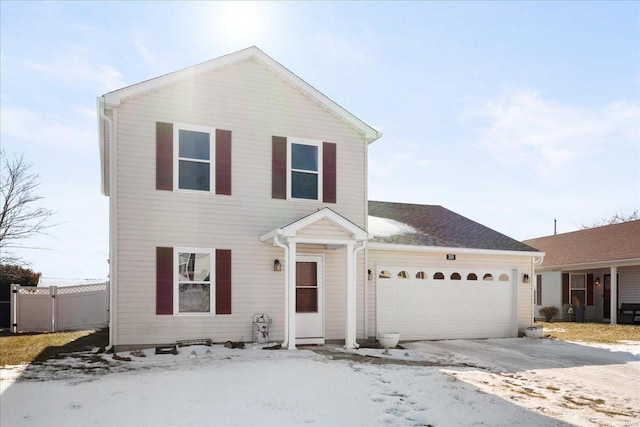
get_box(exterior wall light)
[368,269,373,281]
[273,259,282,272]
[595,277,601,287]
[523,273,530,283]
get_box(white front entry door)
[295,255,324,342]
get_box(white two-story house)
[98,47,542,351]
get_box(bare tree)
[0,151,55,264]
[580,209,640,229]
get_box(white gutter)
[96,97,110,196]
[272,234,289,348]
[369,242,544,258]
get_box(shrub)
[0,264,41,301]
[539,306,559,322]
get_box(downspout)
[272,234,289,348]
[98,97,114,351]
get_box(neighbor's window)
[570,274,586,307]
[289,139,322,200]
[176,249,215,313]
[175,124,215,192]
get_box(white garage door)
[377,267,515,340]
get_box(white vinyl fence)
[10,283,109,333]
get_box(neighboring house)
[97,46,543,351]
[523,220,640,324]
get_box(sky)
[1,1,638,281]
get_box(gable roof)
[523,220,640,268]
[368,200,538,252]
[100,46,381,142]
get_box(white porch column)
[287,239,297,349]
[610,266,618,325]
[344,242,356,349]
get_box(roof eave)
[368,242,544,258]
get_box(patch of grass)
[0,330,97,366]
[537,321,640,344]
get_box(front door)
[295,255,323,341]
[603,275,611,319]
[603,274,620,319]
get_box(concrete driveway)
[401,338,640,426]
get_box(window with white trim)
[174,248,215,314]
[288,138,322,200]
[175,124,215,192]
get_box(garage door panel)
[377,268,515,341]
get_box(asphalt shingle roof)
[368,200,538,252]
[523,220,640,267]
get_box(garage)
[375,266,517,340]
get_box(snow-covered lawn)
[1,338,638,426]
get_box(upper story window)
[289,139,322,201]
[272,136,336,203]
[176,125,214,192]
[156,122,232,195]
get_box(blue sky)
[1,1,638,281]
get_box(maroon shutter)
[215,129,232,195]
[156,247,173,315]
[536,275,542,306]
[562,273,570,305]
[272,136,287,199]
[216,249,232,314]
[586,273,594,306]
[156,122,173,191]
[323,142,337,203]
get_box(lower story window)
[176,248,215,314]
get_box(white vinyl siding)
[112,58,368,347]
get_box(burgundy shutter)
[215,129,232,195]
[323,142,337,203]
[156,247,173,315]
[216,249,232,314]
[586,273,594,306]
[156,122,173,191]
[536,275,542,306]
[272,136,287,199]
[562,273,570,305]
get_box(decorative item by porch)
[524,326,544,339]
[378,333,400,355]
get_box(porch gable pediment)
[260,208,369,243]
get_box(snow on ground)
[1,338,639,427]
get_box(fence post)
[51,285,57,333]
[11,284,18,333]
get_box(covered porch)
[260,208,369,349]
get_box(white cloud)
[468,90,640,174]
[0,105,95,150]
[25,57,125,92]
[133,39,154,66]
